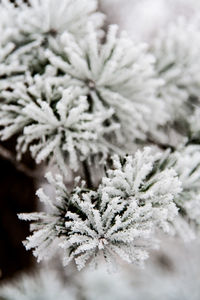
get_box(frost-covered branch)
[152,17,200,127]
[19,148,181,271]
[99,147,181,234]
[0,0,104,88]
[172,144,200,231]
[0,76,119,173]
[45,24,168,143]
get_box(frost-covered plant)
[19,172,155,271]
[150,144,200,240]
[0,269,75,300]
[19,148,181,271]
[172,144,200,228]
[99,148,181,233]
[45,24,167,143]
[60,188,154,271]
[152,17,200,124]
[0,1,26,89]
[13,0,104,37]
[0,75,118,172]
[0,0,104,87]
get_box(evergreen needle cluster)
[0,0,200,272]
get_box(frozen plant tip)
[99,148,182,234]
[19,148,181,271]
[172,144,200,229]
[19,171,155,271]
[46,24,167,143]
[152,17,200,123]
[0,0,104,88]
[0,77,119,172]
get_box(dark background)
[0,139,37,281]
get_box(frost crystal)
[0,75,119,172]
[99,148,181,233]
[152,17,200,121]
[46,24,167,143]
[19,148,182,271]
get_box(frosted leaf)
[99,148,181,234]
[19,170,158,271]
[0,76,119,172]
[173,144,200,191]
[16,0,104,36]
[20,147,182,271]
[46,24,167,144]
[0,0,104,88]
[152,17,200,123]
[61,194,154,271]
[0,2,26,89]
[172,144,200,229]
[18,173,71,262]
